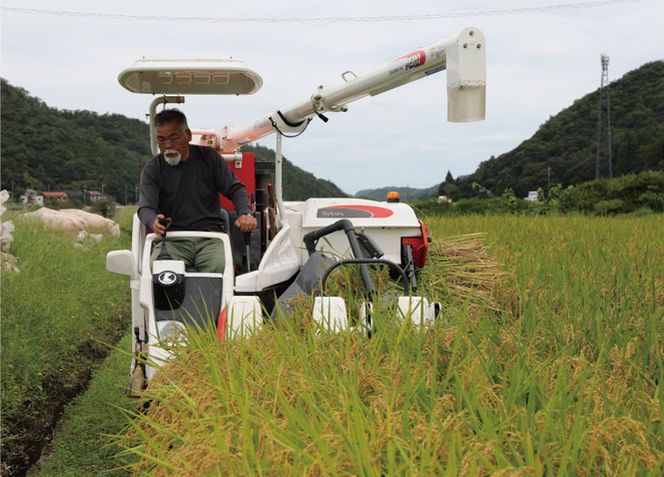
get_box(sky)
[2,0,663,194]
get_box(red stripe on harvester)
[217,307,228,341]
[395,50,426,66]
[322,205,394,218]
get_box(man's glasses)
[156,134,183,146]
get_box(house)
[87,190,102,202]
[42,191,69,203]
[64,190,84,202]
[20,189,44,206]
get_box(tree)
[437,170,459,200]
[459,61,664,194]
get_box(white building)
[525,191,539,202]
[20,189,44,206]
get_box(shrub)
[560,170,664,214]
[629,206,654,216]
[92,198,116,218]
[593,199,624,215]
[637,191,664,211]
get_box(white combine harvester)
[107,27,486,394]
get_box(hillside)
[0,79,346,202]
[1,79,150,202]
[355,184,438,200]
[242,143,347,200]
[464,60,664,197]
[357,61,664,201]
[5,59,662,203]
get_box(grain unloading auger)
[107,27,486,395]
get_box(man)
[138,109,257,273]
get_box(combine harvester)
[107,27,486,394]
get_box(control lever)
[157,217,172,260]
[243,231,252,272]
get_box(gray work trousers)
[151,237,225,273]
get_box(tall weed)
[1,211,132,473]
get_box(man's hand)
[152,214,172,236]
[235,213,257,233]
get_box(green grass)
[1,208,134,475]
[120,215,663,476]
[38,333,135,477]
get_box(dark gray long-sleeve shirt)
[137,145,251,231]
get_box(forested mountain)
[4,60,662,204]
[356,61,664,200]
[0,79,346,202]
[463,60,664,197]
[1,79,150,202]
[241,143,346,200]
[355,185,438,201]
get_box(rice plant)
[121,215,663,476]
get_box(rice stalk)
[422,233,507,311]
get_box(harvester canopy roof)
[118,58,263,95]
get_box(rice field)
[120,215,663,476]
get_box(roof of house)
[64,190,84,198]
[42,191,68,198]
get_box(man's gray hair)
[155,108,189,131]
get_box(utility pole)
[547,166,551,195]
[596,54,613,179]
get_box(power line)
[0,1,646,24]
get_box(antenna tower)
[595,54,613,179]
